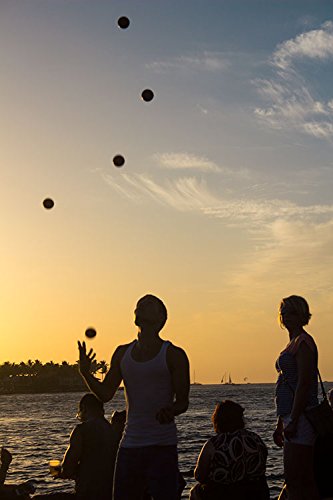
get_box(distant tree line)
[0,359,109,394]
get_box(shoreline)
[0,382,280,396]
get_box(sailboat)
[221,372,235,385]
[191,370,202,385]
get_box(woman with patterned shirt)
[190,400,269,500]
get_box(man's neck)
[137,326,162,343]
[133,330,164,361]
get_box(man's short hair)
[138,294,168,329]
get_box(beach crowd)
[1,294,332,499]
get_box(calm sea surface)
[1,383,331,498]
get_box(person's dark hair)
[279,295,312,328]
[138,294,168,329]
[79,393,104,414]
[212,400,245,433]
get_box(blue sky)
[1,0,333,381]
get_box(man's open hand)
[78,341,96,375]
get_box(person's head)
[212,400,245,433]
[278,295,312,330]
[77,393,104,421]
[134,294,167,332]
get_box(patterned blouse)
[208,429,267,484]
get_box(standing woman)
[274,295,320,500]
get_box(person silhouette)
[78,294,190,500]
[274,295,320,500]
[35,394,123,500]
[0,447,36,498]
[190,400,269,500]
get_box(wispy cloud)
[146,51,230,73]
[254,21,333,139]
[152,152,250,178]
[103,173,218,210]
[231,218,333,297]
[273,21,333,70]
[153,153,220,172]
[102,171,333,225]
[197,104,209,115]
[302,121,333,139]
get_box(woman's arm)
[273,416,284,447]
[60,426,82,479]
[284,342,316,439]
[194,440,214,484]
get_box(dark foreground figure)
[274,295,320,500]
[190,400,269,500]
[35,394,125,500]
[78,294,190,500]
[0,447,36,499]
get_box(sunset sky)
[1,0,333,383]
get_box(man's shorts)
[114,445,179,500]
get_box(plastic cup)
[49,459,61,477]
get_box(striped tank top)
[275,333,318,416]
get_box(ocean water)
[1,383,329,498]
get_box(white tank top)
[120,340,177,448]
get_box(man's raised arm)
[78,341,125,403]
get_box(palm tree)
[11,362,20,377]
[97,360,108,380]
[0,361,12,379]
[19,361,27,376]
[32,360,43,376]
